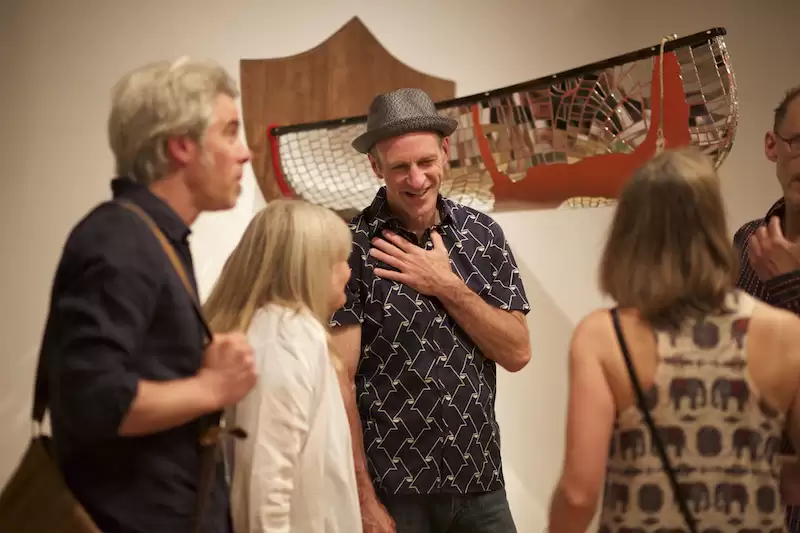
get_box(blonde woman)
[547,147,800,533]
[203,199,361,533]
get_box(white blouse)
[229,304,362,533]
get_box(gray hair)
[108,57,239,185]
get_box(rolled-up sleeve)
[48,237,160,444]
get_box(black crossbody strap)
[609,308,698,533]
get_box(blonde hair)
[203,199,353,335]
[108,57,239,185]
[598,147,738,329]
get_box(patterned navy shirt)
[733,197,800,532]
[330,186,530,495]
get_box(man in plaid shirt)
[734,85,800,530]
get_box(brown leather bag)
[0,200,240,533]
[0,364,102,532]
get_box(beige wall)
[1,0,798,530]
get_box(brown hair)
[598,147,738,329]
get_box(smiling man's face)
[370,131,449,231]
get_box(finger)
[222,333,242,350]
[369,247,405,269]
[228,337,246,353]
[213,332,230,345]
[769,216,790,246]
[748,235,768,279]
[429,229,446,250]
[238,338,253,353]
[373,267,406,283]
[381,230,414,253]
[230,351,245,367]
[748,234,763,262]
[754,225,769,249]
[371,237,405,257]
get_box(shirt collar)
[363,186,456,243]
[111,176,192,243]
[765,197,786,222]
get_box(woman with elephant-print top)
[546,147,800,533]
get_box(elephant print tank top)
[599,290,787,533]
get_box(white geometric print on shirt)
[330,186,530,495]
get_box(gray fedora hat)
[352,88,459,154]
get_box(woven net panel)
[270,29,737,214]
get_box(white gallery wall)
[1,0,798,531]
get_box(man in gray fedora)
[330,87,532,533]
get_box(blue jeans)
[380,488,517,533]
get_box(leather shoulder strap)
[117,200,212,341]
[118,200,222,533]
[31,200,213,424]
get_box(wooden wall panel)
[240,17,456,203]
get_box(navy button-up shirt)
[45,177,229,533]
[330,187,530,495]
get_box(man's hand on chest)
[748,216,800,281]
[368,228,461,297]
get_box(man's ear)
[166,135,197,166]
[765,130,778,163]
[368,153,384,182]
[441,136,451,161]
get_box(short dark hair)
[774,85,800,132]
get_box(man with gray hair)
[42,57,256,533]
[330,88,531,533]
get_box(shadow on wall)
[0,342,38,484]
[495,259,574,530]
[491,206,617,532]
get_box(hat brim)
[352,115,459,154]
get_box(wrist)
[192,370,225,413]
[355,469,379,504]
[357,484,379,506]
[433,272,466,301]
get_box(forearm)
[547,484,598,533]
[341,381,378,503]
[329,324,378,503]
[435,276,530,372]
[118,376,220,437]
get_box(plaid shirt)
[734,197,800,531]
